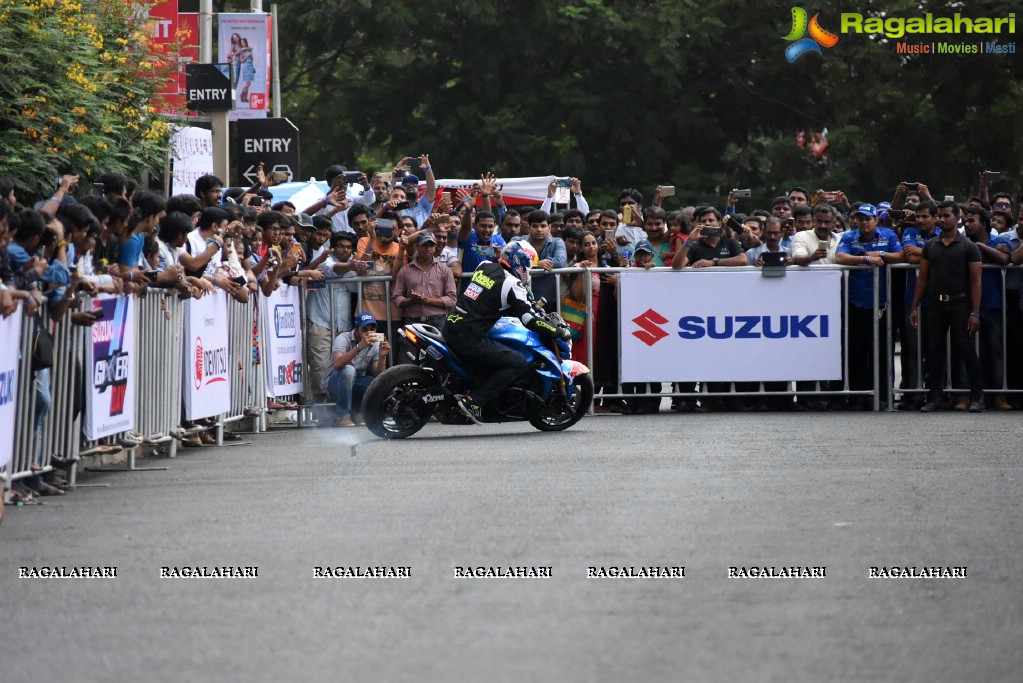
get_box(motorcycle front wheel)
[527,373,594,432]
[363,365,439,439]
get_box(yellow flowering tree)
[0,0,179,197]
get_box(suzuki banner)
[261,284,304,397]
[619,270,842,382]
[218,12,271,120]
[183,291,231,420]
[0,311,22,469]
[85,296,137,440]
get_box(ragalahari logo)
[783,7,839,62]
[632,308,670,347]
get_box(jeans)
[325,366,374,417]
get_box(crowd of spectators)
[3,160,1022,499]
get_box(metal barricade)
[133,292,184,460]
[888,263,1021,408]
[226,293,265,431]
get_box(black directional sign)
[185,64,233,112]
[232,118,301,187]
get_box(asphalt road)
[2,411,1021,682]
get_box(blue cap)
[852,203,878,218]
[402,174,419,185]
[355,313,377,328]
[634,240,654,254]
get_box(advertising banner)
[619,270,843,382]
[85,296,137,440]
[218,12,271,120]
[0,311,22,469]
[261,285,304,397]
[183,291,231,420]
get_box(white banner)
[85,296,137,440]
[430,176,556,205]
[170,126,214,197]
[183,291,231,420]
[619,270,842,382]
[0,310,22,469]
[218,13,271,119]
[262,284,304,397]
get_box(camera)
[732,189,751,198]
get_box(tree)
[0,0,177,199]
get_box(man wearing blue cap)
[322,312,390,426]
[835,203,905,408]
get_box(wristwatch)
[713,257,720,266]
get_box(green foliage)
[0,0,176,199]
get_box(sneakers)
[920,399,943,412]
[968,400,985,413]
[456,395,484,425]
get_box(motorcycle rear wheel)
[527,373,594,432]
[363,366,439,439]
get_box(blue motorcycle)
[363,314,593,439]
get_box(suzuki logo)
[632,308,669,346]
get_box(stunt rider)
[442,241,571,424]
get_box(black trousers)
[847,305,888,394]
[443,328,529,406]
[925,298,982,401]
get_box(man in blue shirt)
[456,209,506,288]
[964,206,1012,409]
[835,203,904,407]
[513,210,567,306]
[898,200,939,408]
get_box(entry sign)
[185,63,233,112]
[233,117,300,186]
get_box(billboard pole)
[271,4,281,118]
[199,0,229,184]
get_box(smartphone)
[622,204,633,225]
[555,177,572,188]
[344,171,362,184]
[146,270,160,280]
[270,170,290,183]
[91,308,106,320]
[393,201,410,211]
[984,171,1001,182]
[604,229,616,242]
[702,227,722,238]
[379,172,394,184]
[725,215,744,232]
[441,190,452,204]
[434,214,451,224]
[405,157,419,168]
[92,182,104,197]
[732,189,752,198]
[905,182,919,191]
[888,209,906,220]
[306,279,326,289]
[375,217,394,230]
[944,195,955,202]
[659,185,676,197]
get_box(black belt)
[403,315,445,322]
[933,293,968,302]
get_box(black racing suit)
[442,261,563,405]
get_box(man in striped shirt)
[392,231,457,360]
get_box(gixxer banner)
[85,296,137,440]
[619,270,843,383]
[261,284,303,397]
[183,291,231,420]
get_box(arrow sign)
[232,118,300,188]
